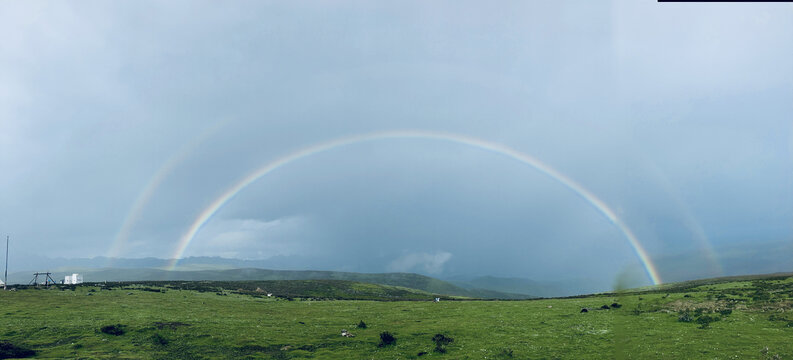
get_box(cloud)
[387,251,453,274]
[188,217,316,260]
[0,1,791,287]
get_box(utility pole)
[4,235,8,290]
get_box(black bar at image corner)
[659,0,792,2]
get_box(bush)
[0,341,36,358]
[678,313,693,322]
[378,332,396,347]
[432,333,454,353]
[151,333,169,346]
[100,324,125,336]
[497,348,514,358]
[357,320,367,329]
[696,315,720,329]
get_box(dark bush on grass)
[357,320,367,329]
[768,314,785,322]
[498,348,514,358]
[378,332,396,347]
[0,341,36,358]
[678,313,693,322]
[432,333,454,353]
[100,324,125,336]
[696,315,719,324]
[151,333,169,346]
[696,315,720,329]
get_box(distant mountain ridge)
[9,266,534,299]
[7,255,596,297]
[446,275,602,298]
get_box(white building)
[64,273,83,285]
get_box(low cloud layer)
[388,252,453,274]
[190,217,315,260]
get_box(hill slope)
[3,272,792,358]
[18,268,534,299]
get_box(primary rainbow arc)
[168,130,663,285]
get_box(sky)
[1,1,792,286]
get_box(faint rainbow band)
[107,120,229,262]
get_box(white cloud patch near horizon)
[189,216,315,260]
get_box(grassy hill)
[1,272,792,358]
[95,280,452,301]
[14,268,533,299]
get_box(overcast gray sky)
[1,1,792,285]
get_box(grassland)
[1,275,792,359]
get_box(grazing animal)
[341,329,355,338]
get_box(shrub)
[432,333,454,353]
[678,313,693,322]
[378,332,396,347]
[696,315,720,329]
[357,320,367,329]
[151,333,169,346]
[100,324,125,336]
[497,348,514,358]
[0,341,36,358]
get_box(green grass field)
[1,275,792,359]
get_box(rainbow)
[646,163,723,276]
[168,130,663,284]
[107,120,229,261]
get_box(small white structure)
[64,273,83,285]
